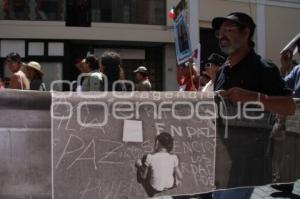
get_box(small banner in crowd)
[174,14,192,65]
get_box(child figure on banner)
[135,132,183,197]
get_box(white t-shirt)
[145,152,179,191]
[81,71,104,91]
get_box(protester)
[81,54,104,92]
[75,58,89,74]
[5,52,29,90]
[211,12,296,199]
[201,53,225,92]
[213,12,295,115]
[24,61,46,91]
[73,58,89,91]
[133,66,152,91]
[275,34,300,198]
[280,33,300,98]
[177,62,199,91]
[101,51,126,91]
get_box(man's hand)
[217,87,257,103]
[217,87,296,115]
[280,50,293,76]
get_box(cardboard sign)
[123,120,143,143]
[52,92,216,199]
[1,91,300,199]
[174,14,192,65]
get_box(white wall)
[265,5,300,65]
[164,44,178,91]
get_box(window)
[91,0,165,25]
[0,40,26,57]
[0,0,165,24]
[0,0,65,21]
[35,0,64,21]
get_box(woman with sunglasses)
[201,53,225,92]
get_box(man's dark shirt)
[214,50,291,96]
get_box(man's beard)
[220,40,242,55]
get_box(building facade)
[0,0,300,91]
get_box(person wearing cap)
[134,66,152,91]
[201,53,225,92]
[24,61,46,91]
[212,12,295,115]
[81,54,104,92]
[5,52,30,90]
[280,33,300,98]
[211,12,296,199]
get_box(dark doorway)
[66,0,91,27]
[64,41,91,83]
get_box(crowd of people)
[0,12,298,118]
[74,52,152,92]
[2,52,46,91]
[0,10,299,199]
[0,51,153,92]
[0,18,299,103]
